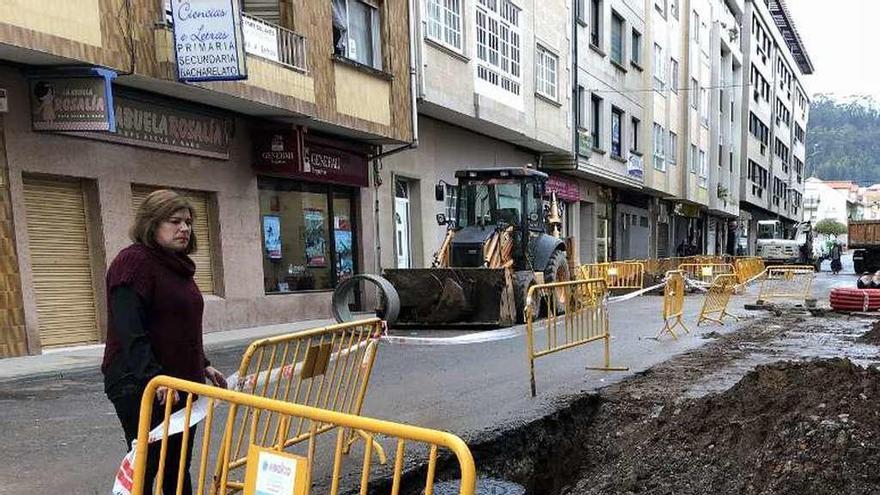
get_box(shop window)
[258,178,358,293]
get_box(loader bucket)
[382,268,515,327]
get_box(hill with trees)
[807,95,880,185]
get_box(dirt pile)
[568,358,880,495]
[856,320,880,344]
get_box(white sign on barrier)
[171,0,248,82]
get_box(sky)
[787,0,880,102]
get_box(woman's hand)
[156,386,179,406]
[205,366,227,389]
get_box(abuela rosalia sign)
[29,69,117,132]
[69,92,233,159]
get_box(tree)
[813,218,848,238]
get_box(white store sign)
[242,15,280,62]
[170,0,248,82]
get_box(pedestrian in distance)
[830,241,843,275]
[101,189,227,495]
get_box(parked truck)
[756,219,819,269]
[849,220,880,273]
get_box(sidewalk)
[0,317,339,382]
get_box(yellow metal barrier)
[578,262,645,290]
[526,278,627,397]
[757,265,816,304]
[697,274,739,326]
[657,271,689,339]
[677,263,737,284]
[734,257,766,285]
[131,376,476,495]
[219,318,384,492]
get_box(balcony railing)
[241,12,308,73]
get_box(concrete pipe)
[332,274,401,325]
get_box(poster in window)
[335,229,354,282]
[303,208,327,267]
[262,215,282,259]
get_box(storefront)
[672,202,705,256]
[0,66,376,357]
[252,131,368,297]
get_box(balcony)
[241,12,308,73]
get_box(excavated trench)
[377,310,880,495]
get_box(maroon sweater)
[101,243,208,398]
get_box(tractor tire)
[543,249,571,314]
[514,271,538,324]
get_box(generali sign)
[253,131,369,188]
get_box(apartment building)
[738,0,813,253]
[562,0,652,262]
[382,0,574,268]
[0,0,414,357]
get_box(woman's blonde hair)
[130,189,198,254]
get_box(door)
[394,179,411,269]
[579,202,595,263]
[23,176,99,348]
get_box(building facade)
[737,0,813,253]
[0,0,414,356]
[381,0,576,269]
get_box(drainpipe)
[369,0,422,274]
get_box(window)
[690,78,698,108]
[611,12,625,65]
[631,29,642,67]
[258,177,359,293]
[749,112,770,148]
[426,0,463,50]
[577,85,587,129]
[655,0,667,16]
[670,58,679,93]
[653,44,665,90]
[698,149,707,187]
[476,0,522,96]
[653,123,666,171]
[576,0,587,23]
[794,124,805,144]
[590,0,603,48]
[689,143,697,173]
[334,0,384,70]
[749,160,768,197]
[631,117,640,152]
[445,184,458,220]
[700,87,709,126]
[591,94,603,149]
[536,45,558,100]
[670,0,679,19]
[693,11,700,44]
[611,107,623,158]
[668,131,678,165]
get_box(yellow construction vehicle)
[355,167,572,327]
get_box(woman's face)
[155,209,192,252]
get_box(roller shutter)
[131,186,216,295]
[23,177,99,348]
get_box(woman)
[830,241,843,275]
[101,189,226,495]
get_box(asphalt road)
[0,264,855,494]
